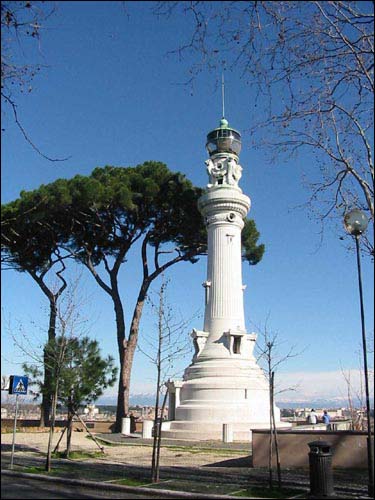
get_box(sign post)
[10,394,19,470]
[8,375,29,470]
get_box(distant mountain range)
[97,393,371,409]
[276,396,373,409]
[3,392,371,410]
[275,399,348,409]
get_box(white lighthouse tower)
[163,115,287,441]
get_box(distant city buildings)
[1,402,371,433]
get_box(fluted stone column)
[199,188,250,357]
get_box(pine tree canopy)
[1,161,264,272]
[23,335,118,412]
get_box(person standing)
[308,408,318,424]
[322,410,331,430]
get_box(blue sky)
[2,1,373,405]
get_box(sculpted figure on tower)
[205,157,243,188]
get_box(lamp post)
[343,208,373,497]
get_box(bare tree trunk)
[257,326,301,491]
[271,372,281,488]
[268,346,273,489]
[151,351,162,482]
[155,388,169,483]
[151,280,164,483]
[151,399,160,482]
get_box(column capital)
[166,380,183,392]
[198,188,251,223]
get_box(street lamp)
[344,208,373,497]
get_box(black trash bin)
[308,440,334,498]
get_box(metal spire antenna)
[221,72,225,119]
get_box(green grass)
[21,466,48,474]
[112,478,151,487]
[165,445,245,455]
[232,486,307,498]
[21,466,62,476]
[17,465,307,498]
[147,479,245,495]
[20,463,122,482]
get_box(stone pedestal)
[142,420,153,439]
[121,417,131,435]
[166,380,183,421]
[223,423,233,443]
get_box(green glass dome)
[206,118,242,157]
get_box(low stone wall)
[1,418,116,433]
[70,420,117,433]
[252,429,372,469]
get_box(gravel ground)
[1,430,248,468]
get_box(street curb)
[1,469,255,499]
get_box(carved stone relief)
[205,157,243,188]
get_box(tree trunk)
[45,331,67,472]
[155,389,169,483]
[114,282,149,432]
[151,358,162,482]
[41,300,57,427]
[65,409,74,458]
[271,372,281,488]
[29,267,67,429]
[113,286,127,432]
[268,349,273,489]
[45,385,58,472]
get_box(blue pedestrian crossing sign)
[9,375,29,395]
